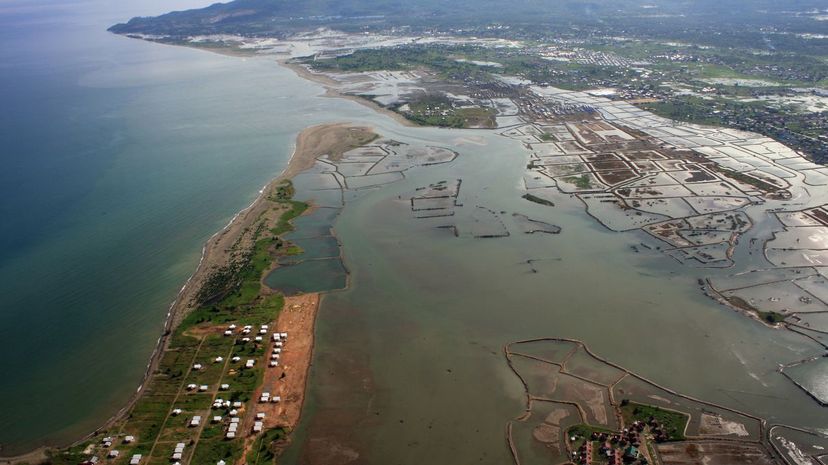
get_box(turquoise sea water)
[0,1,368,453]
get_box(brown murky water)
[277,119,827,464]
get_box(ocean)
[0,0,363,453]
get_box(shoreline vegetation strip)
[1,122,373,465]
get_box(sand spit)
[239,293,321,462]
[0,123,370,464]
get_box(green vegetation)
[190,438,243,465]
[725,296,786,324]
[760,311,787,324]
[180,238,285,334]
[639,97,727,127]
[566,424,614,455]
[246,428,287,465]
[300,39,827,159]
[714,168,784,195]
[188,181,307,330]
[55,180,309,465]
[270,181,309,236]
[272,201,309,236]
[521,193,555,207]
[397,94,495,128]
[565,174,593,189]
[109,0,828,67]
[302,46,494,80]
[639,96,828,162]
[620,402,689,441]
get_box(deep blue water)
[0,0,360,453]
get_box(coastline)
[278,60,419,129]
[7,31,828,465]
[126,39,418,129]
[0,122,364,464]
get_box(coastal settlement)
[18,124,378,465]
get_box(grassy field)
[620,402,689,441]
[564,174,593,189]
[399,95,496,128]
[724,295,786,324]
[48,181,307,465]
[566,424,615,461]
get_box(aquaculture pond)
[264,206,348,295]
[275,114,828,465]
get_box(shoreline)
[0,122,363,464]
[123,38,419,129]
[278,60,420,129]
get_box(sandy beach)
[280,60,419,129]
[0,122,373,464]
[239,293,321,462]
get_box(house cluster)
[220,323,288,439]
[78,321,291,465]
[573,425,646,465]
[81,435,138,465]
[170,442,187,462]
[269,330,288,368]
[223,323,288,369]
[224,324,288,368]
[643,417,672,443]
[225,415,241,439]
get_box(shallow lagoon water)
[282,119,828,464]
[3,2,828,459]
[277,236,341,263]
[265,258,347,295]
